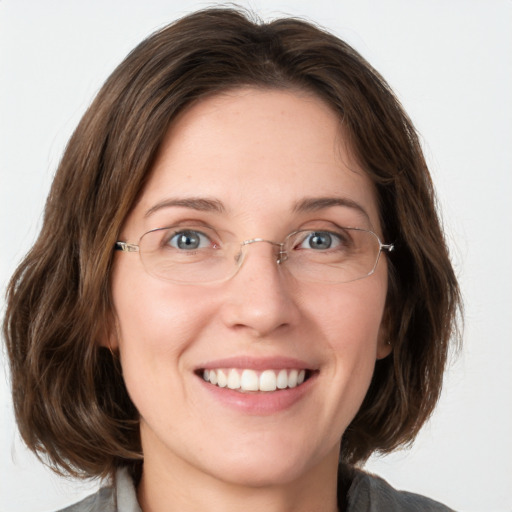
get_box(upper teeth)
[202,368,306,392]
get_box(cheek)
[308,276,387,400]
[309,277,386,348]
[110,259,215,388]
[293,278,387,446]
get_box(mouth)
[196,368,314,393]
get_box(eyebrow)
[145,197,226,217]
[144,195,371,223]
[293,196,371,223]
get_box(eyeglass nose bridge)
[239,238,287,264]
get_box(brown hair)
[3,7,461,479]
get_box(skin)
[109,88,392,512]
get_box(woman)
[3,7,461,512]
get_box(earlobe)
[98,313,120,351]
[376,309,393,360]
[376,336,393,360]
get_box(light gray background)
[1,1,511,511]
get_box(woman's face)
[110,88,391,486]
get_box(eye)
[298,231,342,251]
[167,230,212,250]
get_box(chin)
[206,455,310,488]
[198,437,336,489]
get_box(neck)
[136,443,341,512]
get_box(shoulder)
[56,486,115,512]
[342,465,455,511]
[55,468,141,512]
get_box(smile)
[201,368,310,392]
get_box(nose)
[220,240,300,338]
[239,238,285,260]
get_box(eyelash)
[159,226,353,253]
[163,229,217,250]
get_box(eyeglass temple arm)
[115,242,139,252]
[381,243,394,253]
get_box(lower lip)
[197,373,317,415]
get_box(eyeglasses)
[115,225,394,285]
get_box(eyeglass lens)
[136,226,385,284]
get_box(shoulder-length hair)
[4,7,461,480]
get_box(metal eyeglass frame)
[114,227,394,284]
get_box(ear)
[98,311,120,351]
[376,308,393,360]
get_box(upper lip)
[197,356,316,371]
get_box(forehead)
[127,88,380,233]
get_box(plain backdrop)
[1,1,511,511]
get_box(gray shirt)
[58,466,455,511]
